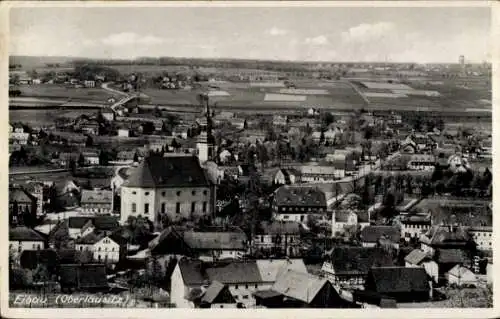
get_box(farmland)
[10,109,97,126]
[17,84,118,102]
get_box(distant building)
[360,226,401,249]
[407,154,436,171]
[404,249,439,283]
[273,186,328,223]
[101,109,115,122]
[80,189,113,214]
[9,226,46,253]
[84,80,96,88]
[253,221,302,256]
[75,233,120,264]
[273,168,301,185]
[446,265,477,287]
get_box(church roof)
[124,155,209,188]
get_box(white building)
[446,265,478,286]
[118,129,131,137]
[9,226,45,253]
[405,249,439,283]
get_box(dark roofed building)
[205,261,262,285]
[360,226,401,248]
[364,267,431,302]
[321,247,395,287]
[199,281,237,308]
[273,186,327,223]
[10,226,46,252]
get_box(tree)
[319,131,325,145]
[243,119,248,129]
[32,264,50,283]
[76,154,85,167]
[99,151,109,166]
[85,135,93,147]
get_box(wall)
[227,283,268,308]
[93,238,120,263]
[170,264,193,308]
[81,203,112,214]
[471,230,492,251]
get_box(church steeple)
[197,93,215,163]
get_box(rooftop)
[274,185,327,208]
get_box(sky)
[9,6,492,63]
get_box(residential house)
[404,249,439,283]
[401,134,438,153]
[75,232,120,264]
[360,226,401,249]
[253,221,301,256]
[299,164,342,182]
[58,152,80,167]
[68,216,119,240]
[470,226,492,251]
[24,182,45,216]
[312,128,340,143]
[84,80,96,88]
[9,186,37,224]
[273,168,301,185]
[80,119,100,135]
[117,128,131,137]
[419,225,474,280]
[9,226,46,253]
[172,125,190,139]
[255,269,355,308]
[321,247,394,288]
[101,109,115,122]
[59,264,108,292]
[364,267,431,303]
[407,154,436,171]
[120,155,213,226]
[332,210,370,237]
[446,265,478,287]
[83,152,100,165]
[9,132,30,145]
[273,185,328,223]
[183,231,248,262]
[80,189,113,214]
[399,214,432,241]
[196,281,238,308]
[170,258,307,308]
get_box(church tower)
[196,93,215,164]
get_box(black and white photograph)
[3,1,497,316]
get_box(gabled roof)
[404,249,431,265]
[256,259,308,283]
[360,226,401,243]
[435,248,469,264]
[177,258,206,286]
[200,281,227,304]
[447,265,476,278]
[124,155,209,188]
[206,261,262,284]
[75,231,104,245]
[420,225,471,247]
[325,246,394,275]
[272,269,329,304]
[274,185,327,207]
[10,226,46,242]
[367,267,430,294]
[9,187,36,203]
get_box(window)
[79,246,83,251]
[132,191,137,195]
[255,284,258,289]
[242,295,249,300]
[176,203,181,214]
[162,191,166,197]
[191,202,196,213]
[192,190,196,196]
[245,284,248,289]
[144,203,149,214]
[161,202,166,214]
[98,247,102,251]
[260,235,264,243]
[177,191,181,196]
[145,192,150,196]
[131,203,137,213]
[235,285,238,289]
[202,202,207,213]
[283,215,289,220]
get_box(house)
[170,258,307,308]
[9,186,37,225]
[196,281,238,308]
[360,226,401,249]
[101,109,115,122]
[470,226,492,251]
[120,155,213,226]
[404,249,439,283]
[80,119,100,135]
[84,80,96,88]
[446,265,478,287]
[83,152,100,165]
[273,168,301,185]
[419,225,473,279]
[59,264,108,292]
[253,221,301,256]
[9,226,46,253]
[399,213,432,241]
[321,247,394,288]
[312,128,339,143]
[407,154,436,171]
[80,189,113,214]
[58,152,80,167]
[183,231,248,262]
[68,216,120,239]
[255,269,355,308]
[9,132,30,145]
[273,185,328,223]
[402,134,438,153]
[364,267,431,303]
[75,232,120,264]
[117,128,131,137]
[332,210,370,237]
[299,165,342,182]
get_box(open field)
[10,109,97,126]
[17,84,117,102]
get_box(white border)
[1,1,498,318]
